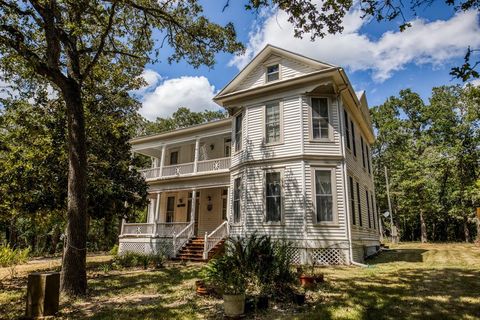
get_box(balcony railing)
[162,162,195,177]
[140,157,230,180]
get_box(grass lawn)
[1,243,479,319]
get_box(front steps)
[173,237,225,262]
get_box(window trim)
[263,169,284,224]
[233,111,244,153]
[311,167,338,226]
[232,174,243,225]
[308,96,333,142]
[265,63,281,83]
[263,100,284,146]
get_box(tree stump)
[26,272,60,319]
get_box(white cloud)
[230,9,480,82]
[131,69,163,96]
[139,76,220,120]
[469,79,480,87]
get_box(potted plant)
[205,255,247,317]
[298,261,316,289]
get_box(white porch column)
[193,137,200,173]
[153,192,161,236]
[159,145,167,177]
[147,198,155,223]
[190,189,197,224]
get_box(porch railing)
[121,223,155,236]
[197,157,230,173]
[203,221,229,260]
[156,222,190,237]
[173,222,195,257]
[162,162,195,177]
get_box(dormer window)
[266,64,279,82]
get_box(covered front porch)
[119,185,230,259]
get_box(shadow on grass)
[62,264,223,320]
[307,267,480,320]
[367,249,428,264]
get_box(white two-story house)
[119,45,380,264]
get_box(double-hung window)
[311,98,330,140]
[265,172,282,222]
[344,110,351,149]
[314,170,334,223]
[348,176,356,225]
[371,193,376,229]
[351,120,357,156]
[233,177,242,223]
[366,189,371,228]
[266,64,279,82]
[265,102,281,144]
[234,113,243,152]
[361,136,366,168]
[356,182,362,226]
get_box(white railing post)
[172,232,177,256]
[193,137,200,173]
[159,144,166,177]
[121,218,126,236]
[203,232,208,260]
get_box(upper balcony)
[131,118,232,182]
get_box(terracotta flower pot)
[195,280,208,295]
[299,275,315,288]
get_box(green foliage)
[141,107,228,136]
[113,252,166,270]
[204,234,296,297]
[109,244,119,256]
[0,245,30,278]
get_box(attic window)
[266,64,279,82]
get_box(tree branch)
[82,1,118,81]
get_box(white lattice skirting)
[119,239,174,257]
[285,247,348,265]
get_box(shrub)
[113,251,166,269]
[0,245,30,278]
[204,234,297,298]
[109,244,119,256]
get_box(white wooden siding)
[236,55,318,92]
[342,103,379,244]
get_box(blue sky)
[136,1,480,120]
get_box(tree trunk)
[60,80,88,296]
[420,210,427,243]
[464,218,470,243]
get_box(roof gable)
[216,45,336,98]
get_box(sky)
[136,1,480,120]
